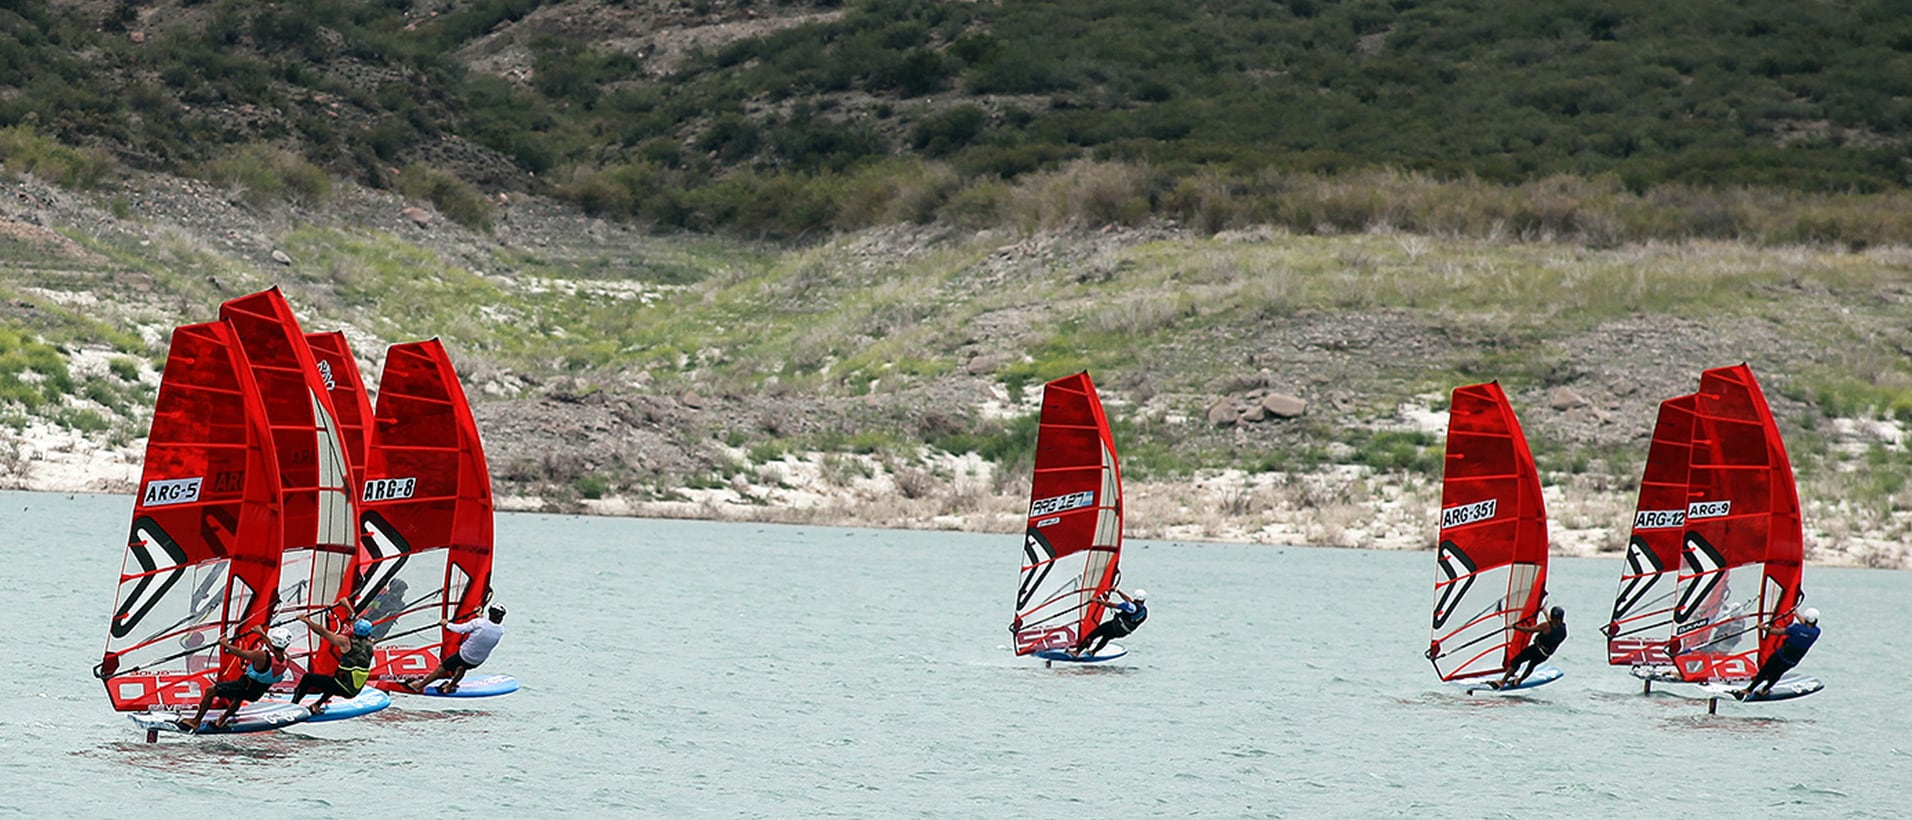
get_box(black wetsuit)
[291,635,375,703]
[1508,621,1566,675]
[1076,601,1148,655]
[1747,622,1819,694]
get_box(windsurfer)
[1734,607,1820,700]
[1070,589,1146,657]
[359,578,409,639]
[406,603,506,695]
[289,600,376,713]
[1492,606,1566,690]
[177,627,293,731]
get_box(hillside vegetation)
[1,1,1910,564]
[4,0,1912,241]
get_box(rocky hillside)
[2,163,1909,568]
[4,1,1911,566]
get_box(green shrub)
[0,125,114,189]
[574,473,612,499]
[396,164,494,232]
[200,143,332,205]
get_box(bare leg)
[443,667,469,693]
[179,689,219,730]
[409,663,451,694]
[213,698,245,728]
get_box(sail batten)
[1012,372,1124,656]
[1428,382,1550,682]
[1670,364,1804,684]
[358,340,495,691]
[1605,394,1696,668]
[220,289,359,679]
[99,322,284,711]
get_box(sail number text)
[1029,491,1095,518]
[362,477,417,502]
[1686,500,1731,519]
[1439,498,1497,529]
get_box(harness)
[334,636,374,693]
[244,656,289,685]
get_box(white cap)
[1798,607,1819,625]
[266,627,293,649]
[1130,589,1147,602]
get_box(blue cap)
[353,618,374,637]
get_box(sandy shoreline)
[8,426,1899,568]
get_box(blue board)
[416,673,520,698]
[262,686,391,722]
[1033,643,1128,663]
[1453,665,1564,695]
[129,701,310,736]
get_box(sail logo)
[1673,533,1727,625]
[141,477,203,507]
[1439,499,1497,530]
[362,478,417,502]
[111,517,190,638]
[1610,536,1666,621]
[355,511,412,610]
[315,359,337,391]
[1017,529,1056,610]
[1029,490,1094,518]
[1686,500,1731,519]
[1431,541,1477,630]
[1632,509,1685,529]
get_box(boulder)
[1206,400,1237,427]
[1549,386,1589,410]
[401,206,432,227]
[1261,393,1308,419]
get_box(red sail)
[220,288,358,677]
[98,322,284,711]
[1428,382,1550,682]
[305,331,375,491]
[1672,364,1804,683]
[1605,394,1696,666]
[1012,372,1123,656]
[357,340,495,689]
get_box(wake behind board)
[1454,666,1563,695]
[262,686,392,722]
[1628,664,1682,683]
[1698,673,1825,704]
[1033,644,1127,663]
[129,701,311,736]
[414,673,520,698]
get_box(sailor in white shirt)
[407,603,507,695]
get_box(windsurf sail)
[97,322,284,711]
[220,288,358,679]
[1011,371,1124,656]
[357,339,495,690]
[1427,382,1550,682]
[1670,364,1805,684]
[304,331,375,491]
[1604,394,1696,667]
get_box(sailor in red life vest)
[406,603,506,695]
[1735,607,1821,699]
[1070,588,1147,657]
[177,626,292,731]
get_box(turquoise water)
[3,490,1907,816]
